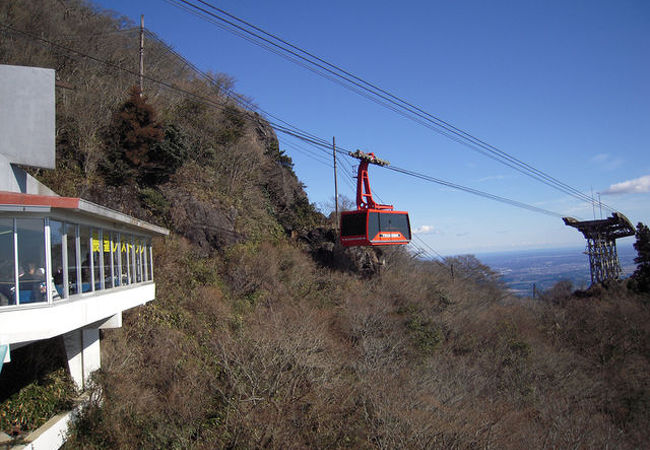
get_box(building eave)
[0,191,169,236]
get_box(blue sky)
[93,0,650,255]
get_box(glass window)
[143,238,150,281]
[16,219,47,304]
[120,233,130,285]
[147,238,153,281]
[0,219,15,306]
[130,235,136,284]
[341,211,368,237]
[135,238,143,283]
[80,226,92,293]
[92,229,103,290]
[66,223,79,295]
[148,240,154,281]
[367,213,380,241]
[113,233,121,287]
[104,231,114,288]
[378,213,411,239]
[50,220,66,299]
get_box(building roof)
[0,191,169,236]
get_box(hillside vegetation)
[1,1,649,448]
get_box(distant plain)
[476,243,637,296]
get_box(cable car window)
[368,212,380,240]
[341,212,367,237]
[379,213,411,239]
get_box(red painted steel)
[339,152,411,247]
[0,191,80,209]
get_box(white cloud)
[590,153,624,170]
[413,225,437,234]
[476,175,506,183]
[602,175,650,195]
[591,153,609,164]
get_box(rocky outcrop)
[303,227,384,277]
[165,191,241,255]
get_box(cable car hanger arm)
[349,150,393,210]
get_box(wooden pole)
[333,136,339,232]
[139,14,144,96]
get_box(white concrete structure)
[0,65,55,170]
[0,64,169,448]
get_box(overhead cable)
[167,0,615,213]
[0,22,567,219]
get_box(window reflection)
[92,229,102,290]
[66,224,79,295]
[0,219,15,306]
[50,220,65,299]
[130,235,136,285]
[143,239,149,281]
[80,226,91,293]
[113,233,121,287]
[0,217,155,308]
[147,239,153,281]
[135,238,143,283]
[16,219,47,304]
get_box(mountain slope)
[1,1,648,448]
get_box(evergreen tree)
[631,222,650,293]
[144,125,189,185]
[101,86,164,185]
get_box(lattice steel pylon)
[563,212,635,285]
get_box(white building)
[0,64,168,448]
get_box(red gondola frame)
[339,151,411,247]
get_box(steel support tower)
[563,212,635,285]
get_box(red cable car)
[340,151,411,247]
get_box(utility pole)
[139,14,144,96]
[591,187,596,219]
[598,193,603,219]
[333,136,339,232]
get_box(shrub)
[631,222,650,293]
[100,86,164,185]
[0,368,76,436]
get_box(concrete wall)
[0,153,59,195]
[64,328,101,390]
[0,64,55,169]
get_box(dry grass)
[64,237,650,449]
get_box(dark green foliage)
[101,86,164,185]
[631,222,650,293]
[216,104,246,145]
[138,187,170,221]
[0,368,76,435]
[278,195,322,233]
[265,140,294,169]
[5,2,650,448]
[144,125,189,185]
[405,315,443,354]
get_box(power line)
[282,139,332,167]
[1,22,568,220]
[387,165,563,217]
[166,0,615,214]
[412,234,446,262]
